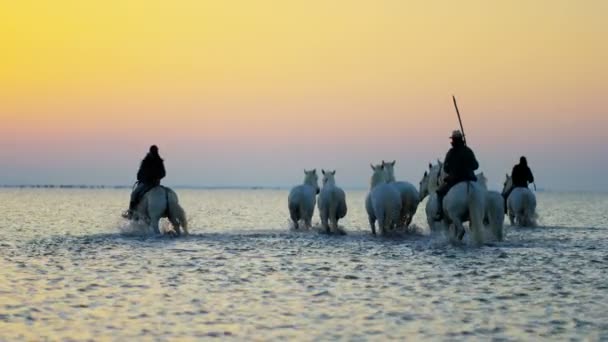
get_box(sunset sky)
[1,0,607,191]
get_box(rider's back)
[511,164,533,188]
[137,154,166,185]
[444,143,479,181]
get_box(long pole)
[452,95,466,145]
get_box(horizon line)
[2,183,604,194]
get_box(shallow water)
[1,189,607,340]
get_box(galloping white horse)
[476,173,505,241]
[317,170,347,234]
[132,186,189,236]
[502,175,537,227]
[382,160,420,229]
[288,169,320,229]
[433,164,486,245]
[365,164,402,235]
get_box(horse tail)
[406,188,420,222]
[467,182,486,245]
[372,197,387,234]
[336,189,347,220]
[288,198,300,222]
[167,189,189,235]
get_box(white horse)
[431,164,486,245]
[317,170,347,234]
[502,175,537,227]
[476,173,505,241]
[288,169,320,229]
[365,164,402,235]
[419,162,443,233]
[132,186,189,236]
[382,160,420,229]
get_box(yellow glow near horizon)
[1,0,607,145]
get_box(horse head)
[304,169,320,194]
[419,170,430,199]
[476,172,488,190]
[381,160,397,182]
[321,169,336,187]
[370,163,387,189]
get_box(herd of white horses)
[128,160,537,244]
[287,160,537,245]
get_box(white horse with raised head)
[365,164,402,235]
[502,175,537,227]
[131,186,189,236]
[476,172,505,241]
[382,160,420,229]
[318,170,347,234]
[288,169,320,230]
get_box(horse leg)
[377,215,387,236]
[168,216,181,236]
[320,209,330,234]
[328,202,339,234]
[368,215,376,235]
[150,216,162,235]
[289,206,299,229]
[399,208,407,230]
[404,206,414,230]
[454,219,466,241]
[329,217,338,234]
[303,207,313,230]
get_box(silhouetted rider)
[122,145,166,219]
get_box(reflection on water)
[1,189,607,340]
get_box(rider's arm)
[471,155,479,171]
[159,161,166,179]
[443,151,452,174]
[469,148,479,170]
[527,168,534,183]
[136,160,145,181]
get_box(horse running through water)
[502,174,537,227]
[382,160,420,229]
[365,164,402,235]
[288,169,320,230]
[317,170,347,234]
[131,186,188,236]
[422,162,485,245]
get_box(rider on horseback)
[503,156,534,213]
[122,145,166,219]
[434,130,479,221]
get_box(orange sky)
[1,0,607,190]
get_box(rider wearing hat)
[434,130,479,221]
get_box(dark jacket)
[443,142,479,182]
[511,163,534,188]
[137,153,166,185]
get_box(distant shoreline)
[2,184,606,194]
[0,184,291,190]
